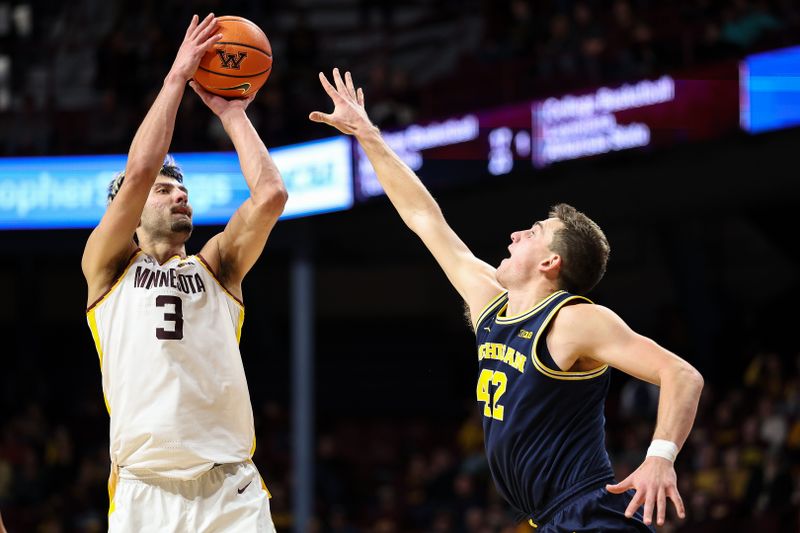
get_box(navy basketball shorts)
[530,487,655,532]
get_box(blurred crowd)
[1,0,799,156]
[2,349,799,532]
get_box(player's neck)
[505,281,560,317]
[139,238,187,265]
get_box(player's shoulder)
[551,301,621,334]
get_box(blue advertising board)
[741,45,800,134]
[0,136,353,230]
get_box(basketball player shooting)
[81,14,286,532]
[311,69,704,531]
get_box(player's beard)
[171,218,193,234]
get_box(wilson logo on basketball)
[217,50,248,70]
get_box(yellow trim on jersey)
[86,250,143,312]
[260,475,272,499]
[495,290,566,324]
[530,295,609,380]
[87,308,113,415]
[236,307,245,344]
[108,466,118,515]
[250,436,257,456]
[475,291,508,329]
[195,255,245,309]
[87,308,103,366]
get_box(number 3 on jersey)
[477,369,507,421]
[156,295,183,340]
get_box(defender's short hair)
[107,155,184,204]
[548,203,610,295]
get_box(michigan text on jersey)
[477,342,526,373]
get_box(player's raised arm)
[82,14,222,301]
[310,68,503,325]
[192,82,288,300]
[548,303,703,527]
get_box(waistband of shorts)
[528,471,615,528]
[117,461,234,481]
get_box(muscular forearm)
[221,110,285,204]
[125,74,186,180]
[355,125,444,232]
[652,364,703,449]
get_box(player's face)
[496,217,563,287]
[139,176,193,239]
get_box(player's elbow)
[254,183,288,214]
[671,362,704,397]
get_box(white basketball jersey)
[87,251,255,480]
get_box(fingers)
[605,479,631,494]
[195,17,220,46]
[200,31,223,51]
[318,72,340,100]
[241,93,257,109]
[344,71,357,99]
[624,489,644,520]
[667,486,686,519]
[357,87,365,107]
[332,67,347,95]
[188,81,208,102]
[194,13,216,39]
[309,111,333,124]
[184,14,199,38]
[656,486,666,526]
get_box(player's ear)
[540,254,561,274]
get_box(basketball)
[193,16,272,98]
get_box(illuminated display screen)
[354,69,739,199]
[741,45,800,134]
[0,136,353,230]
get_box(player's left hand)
[189,80,256,120]
[606,456,685,527]
[309,68,372,136]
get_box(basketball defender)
[311,69,703,531]
[82,15,286,532]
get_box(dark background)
[1,0,800,532]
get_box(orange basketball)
[194,16,272,98]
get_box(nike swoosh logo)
[214,82,252,94]
[483,327,491,332]
[237,480,252,494]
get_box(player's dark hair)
[107,155,184,204]
[548,203,610,295]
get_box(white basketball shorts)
[108,461,275,532]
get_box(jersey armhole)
[530,296,609,380]
[474,291,508,332]
[86,249,142,312]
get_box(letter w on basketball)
[217,50,247,70]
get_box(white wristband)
[646,439,679,462]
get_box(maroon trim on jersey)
[86,248,142,312]
[196,253,244,308]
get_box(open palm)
[309,68,372,135]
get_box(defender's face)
[496,217,563,286]
[139,176,193,238]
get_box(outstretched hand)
[189,80,255,120]
[169,13,222,82]
[606,456,685,527]
[309,68,372,136]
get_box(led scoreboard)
[355,66,740,200]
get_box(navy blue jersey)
[474,290,615,521]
